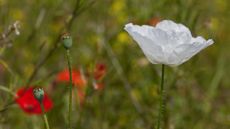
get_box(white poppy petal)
[124,23,153,37]
[156,20,192,37]
[124,23,166,64]
[125,23,171,46]
[165,54,181,66]
[174,37,214,65]
[124,20,214,66]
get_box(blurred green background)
[0,0,229,129]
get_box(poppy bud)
[61,32,72,49]
[33,88,44,103]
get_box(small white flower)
[124,20,214,66]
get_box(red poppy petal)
[56,69,87,88]
[15,87,53,115]
[94,63,107,80]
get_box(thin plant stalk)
[66,49,73,129]
[0,85,17,97]
[41,103,50,129]
[157,64,165,129]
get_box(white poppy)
[124,20,214,66]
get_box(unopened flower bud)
[61,33,72,49]
[33,88,44,103]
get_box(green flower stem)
[66,49,73,129]
[157,64,165,129]
[41,103,50,129]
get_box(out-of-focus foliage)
[0,0,229,129]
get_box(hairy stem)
[41,104,50,129]
[66,49,73,129]
[157,64,165,129]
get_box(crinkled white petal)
[156,20,192,37]
[125,23,165,64]
[125,23,171,49]
[124,20,214,66]
[173,37,214,65]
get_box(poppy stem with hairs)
[33,88,50,129]
[66,49,73,129]
[41,104,50,129]
[157,64,165,129]
[61,33,73,129]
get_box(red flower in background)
[93,63,107,91]
[15,87,53,115]
[147,17,161,26]
[55,64,107,105]
[56,69,87,88]
[94,63,107,81]
[56,69,87,105]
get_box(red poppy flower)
[147,17,161,26]
[15,87,53,115]
[56,69,87,105]
[56,69,87,88]
[94,63,107,80]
